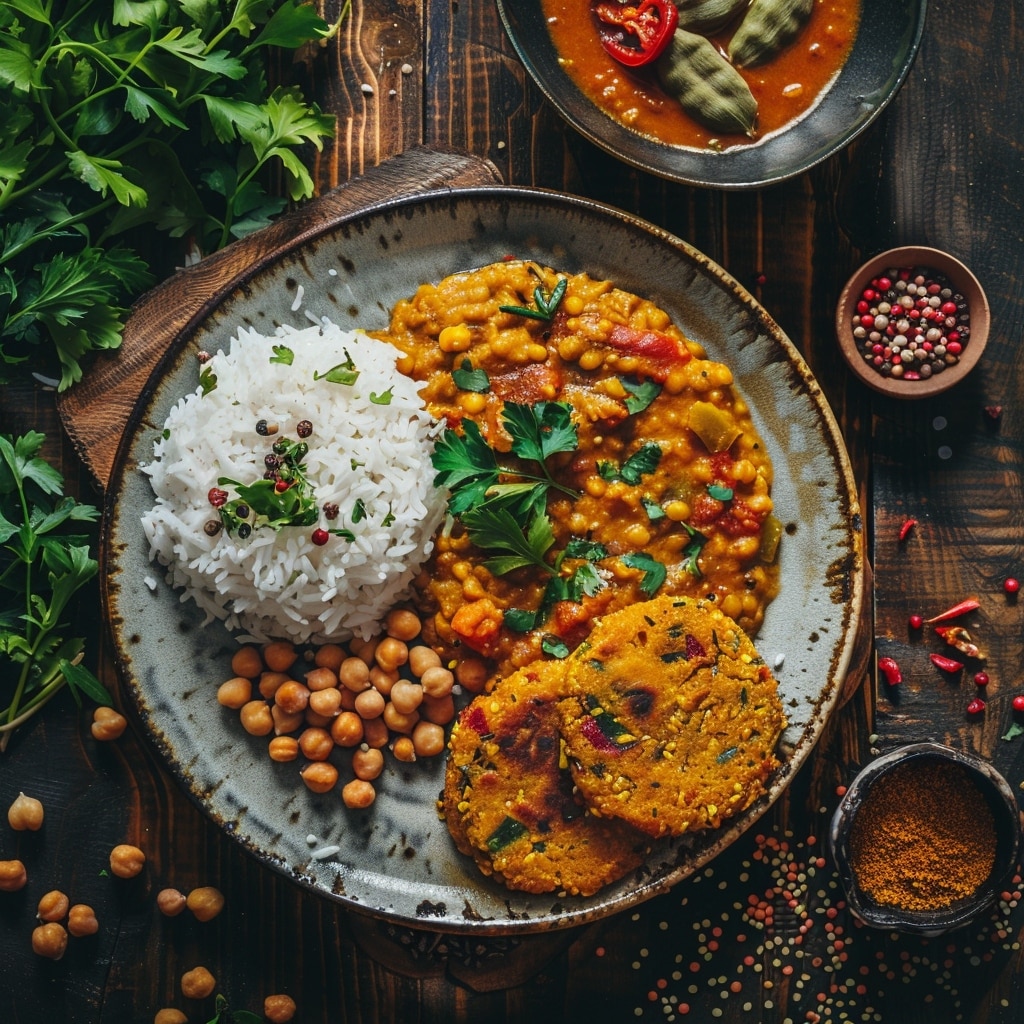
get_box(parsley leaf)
[681,523,709,577]
[598,442,662,485]
[620,552,667,596]
[621,378,662,414]
[270,345,294,365]
[503,401,578,466]
[452,358,490,393]
[460,505,557,576]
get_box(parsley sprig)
[0,431,109,751]
[0,0,339,389]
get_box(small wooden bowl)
[835,246,990,399]
[829,743,1021,936]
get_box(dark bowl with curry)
[829,742,1022,936]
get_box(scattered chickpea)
[300,761,339,794]
[351,746,385,781]
[407,645,442,676]
[216,676,252,709]
[353,688,385,720]
[271,704,304,736]
[264,993,298,1023]
[32,921,68,960]
[389,679,424,715]
[156,888,187,917]
[341,779,376,809]
[304,666,338,692]
[91,705,129,741]
[230,645,263,679]
[67,903,100,937]
[385,608,421,642]
[412,721,446,759]
[258,671,290,699]
[0,859,28,892]
[186,886,225,922]
[239,699,274,736]
[374,636,409,672]
[455,656,490,693]
[419,665,454,699]
[268,735,299,762]
[8,791,44,831]
[382,703,419,735]
[369,665,398,697]
[274,679,310,714]
[298,726,334,761]
[180,965,216,1000]
[338,656,371,692]
[109,843,146,879]
[37,889,69,922]
[361,717,390,749]
[262,640,298,673]
[391,736,416,763]
[154,1010,188,1024]
[308,687,342,718]
[421,694,456,725]
[348,635,379,666]
[314,644,345,671]
[329,711,364,748]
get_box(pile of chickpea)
[219,607,489,809]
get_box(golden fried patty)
[443,661,648,896]
[557,596,786,839]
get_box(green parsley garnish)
[313,352,359,385]
[620,552,667,595]
[642,496,666,521]
[370,388,393,405]
[452,359,490,393]
[681,523,709,577]
[199,366,218,395]
[621,378,662,414]
[597,442,662,485]
[707,483,734,501]
[270,345,294,365]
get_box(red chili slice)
[592,0,679,69]
[605,323,691,362]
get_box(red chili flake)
[685,633,707,660]
[966,697,986,715]
[755,271,767,286]
[581,715,627,754]
[275,479,291,493]
[930,652,965,673]
[208,487,228,508]
[1013,695,1024,713]
[908,614,924,630]
[898,518,918,541]
[462,705,490,733]
[311,528,330,546]
[923,598,980,625]
[1005,577,1020,595]
[877,656,902,686]
[984,405,1003,420]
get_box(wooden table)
[3,1,1024,1021]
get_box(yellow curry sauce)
[543,0,860,149]
[378,261,779,677]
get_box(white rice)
[141,323,447,645]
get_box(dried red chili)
[877,656,902,686]
[923,598,980,625]
[592,0,678,67]
[930,652,965,673]
[898,517,918,541]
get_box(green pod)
[728,0,814,69]
[656,28,758,137]
[675,0,750,35]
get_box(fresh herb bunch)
[0,0,337,390]
[0,431,109,752]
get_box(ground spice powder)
[848,758,997,911]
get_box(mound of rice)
[141,322,447,644]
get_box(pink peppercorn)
[908,614,924,630]
[966,697,986,715]
[974,672,989,687]
[311,528,330,546]
[1013,696,1024,713]
[1004,577,1020,595]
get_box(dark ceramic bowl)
[830,742,1021,936]
[496,0,926,189]
[835,245,990,399]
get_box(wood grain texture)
[6,0,1024,1021]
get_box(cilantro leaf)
[642,496,666,521]
[431,420,501,515]
[620,552,667,596]
[681,523,709,577]
[270,344,294,365]
[452,358,490,393]
[621,378,662,414]
[461,506,556,576]
[598,443,663,486]
[503,401,578,466]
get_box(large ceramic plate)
[102,187,863,934]
[497,0,926,188]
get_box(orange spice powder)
[848,758,997,912]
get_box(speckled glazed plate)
[102,187,863,934]
[496,0,926,188]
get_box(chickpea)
[341,779,376,809]
[157,888,187,916]
[338,656,371,692]
[216,676,251,709]
[268,735,299,762]
[298,726,334,761]
[374,636,408,672]
[361,717,389,750]
[264,993,298,1023]
[353,688,385,720]
[180,965,216,1000]
[412,721,446,758]
[420,666,454,699]
[239,699,273,736]
[455,656,490,693]
[0,859,28,892]
[382,703,419,735]
[300,761,338,794]
[385,608,421,642]
[8,791,44,831]
[91,705,128,741]
[304,666,338,692]
[407,645,442,677]
[313,643,345,672]
[37,889,69,922]
[330,711,364,748]
[31,922,68,960]
[369,666,398,697]
[262,641,298,673]
[186,886,225,922]
[154,1010,188,1024]
[271,704,304,736]
[274,680,310,715]
[351,746,385,781]
[389,679,424,715]
[420,694,456,726]
[308,687,342,718]
[391,736,416,762]
[109,843,146,879]
[230,645,263,679]
[67,903,99,937]
[348,635,379,666]
[258,671,290,699]
[338,687,357,711]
